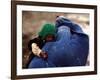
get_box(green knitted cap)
[38,23,56,39]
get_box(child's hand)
[31,43,42,56]
[31,43,48,59]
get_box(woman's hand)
[40,51,48,60]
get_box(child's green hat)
[38,23,56,39]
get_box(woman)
[42,16,89,67]
[28,16,89,68]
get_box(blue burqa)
[28,17,89,68]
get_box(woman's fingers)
[40,51,48,59]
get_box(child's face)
[45,35,54,42]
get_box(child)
[26,23,56,68]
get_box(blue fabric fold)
[56,16,85,34]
